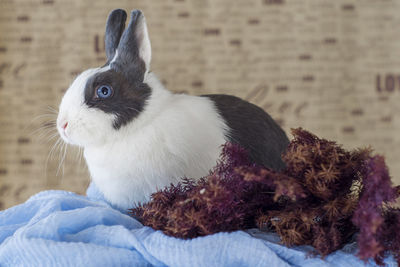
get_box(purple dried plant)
[130,128,400,264]
[352,155,399,265]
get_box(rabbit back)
[203,94,289,170]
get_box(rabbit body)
[57,9,289,210]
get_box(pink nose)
[62,122,68,130]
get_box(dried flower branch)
[352,156,399,265]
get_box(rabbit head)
[57,9,153,147]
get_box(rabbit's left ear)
[111,10,151,82]
[105,9,127,63]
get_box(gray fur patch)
[105,9,127,63]
[84,69,151,129]
[202,94,289,170]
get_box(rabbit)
[57,9,290,210]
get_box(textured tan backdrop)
[1,0,400,209]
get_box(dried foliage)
[130,128,400,265]
[352,156,400,264]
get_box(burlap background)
[1,0,400,209]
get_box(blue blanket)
[0,183,396,267]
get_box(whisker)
[126,107,141,113]
[57,142,64,172]
[45,138,62,183]
[46,106,59,114]
[56,142,68,180]
[48,139,62,162]
[76,146,84,165]
[56,142,66,177]
[47,132,61,142]
[33,127,58,141]
[35,125,57,135]
[32,114,57,120]
[62,143,68,178]
[27,119,57,139]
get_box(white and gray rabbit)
[57,9,289,210]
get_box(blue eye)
[96,85,113,99]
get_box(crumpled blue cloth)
[0,183,396,267]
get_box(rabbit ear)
[112,10,151,81]
[105,9,127,62]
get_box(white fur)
[58,71,228,210]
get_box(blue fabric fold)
[0,183,396,267]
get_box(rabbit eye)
[96,85,113,99]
